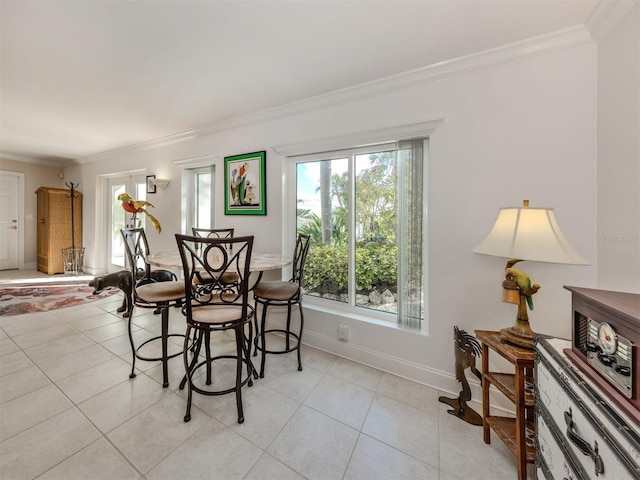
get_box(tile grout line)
[2,320,147,479]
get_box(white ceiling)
[1,0,608,164]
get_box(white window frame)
[182,165,215,234]
[277,119,443,333]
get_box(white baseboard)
[293,326,516,414]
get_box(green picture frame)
[224,151,267,215]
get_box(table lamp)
[472,200,589,349]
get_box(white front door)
[0,172,21,270]
[107,175,147,272]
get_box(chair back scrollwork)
[176,234,254,319]
[190,228,239,287]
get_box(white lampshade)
[472,204,589,265]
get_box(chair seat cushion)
[190,304,247,325]
[253,281,300,301]
[136,281,185,303]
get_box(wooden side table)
[475,330,535,480]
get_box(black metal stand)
[62,182,84,275]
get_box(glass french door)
[107,175,147,272]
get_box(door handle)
[8,226,17,230]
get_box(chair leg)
[252,299,259,357]
[189,328,198,353]
[245,317,258,379]
[127,307,137,379]
[183,324,194,422]
[180,327,203,391]
[297,303,304,371]
[259,303,268,378]
[161,305,169,388]
[285,303,292,350]
[234,325,245,424]
[205,330,212,385]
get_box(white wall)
[596,2,640,293]
[66,30,600,397]
[290,45,599,391]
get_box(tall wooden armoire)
[36,187,83,274]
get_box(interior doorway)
[0,171,24,270]
[106,174,147,273]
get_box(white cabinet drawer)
[540,338,640,464]
[536,339,640,479]
[537,409,584,479]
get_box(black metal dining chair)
[252,233,311,378]
[176,233,255,423]
[121,228,186,388]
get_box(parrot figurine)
[505,267,534,310]
[117,193,162,233]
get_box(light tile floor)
[1,270,526,479]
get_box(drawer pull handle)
[564,409,605,476]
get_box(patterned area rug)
[0,283,119,316]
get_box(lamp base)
[499,325,534,349]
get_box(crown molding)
[272,119,444,158]
[74,130,199,164]
[202,25,594,138]
[0,152,65,168]
[172,154,221,168]
[79,25,595,163]
[586,0,637,43]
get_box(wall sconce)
[150,177,170,190]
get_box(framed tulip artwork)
[224,151,267,215]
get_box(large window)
[295,139,426,329]
[194,168,212,229]
[183,166,214,233]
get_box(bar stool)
[176,233,255,423]
[121,228,186,388]
[253,234,310,378]
[188,228,239,371]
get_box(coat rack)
[62,181,84,275]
